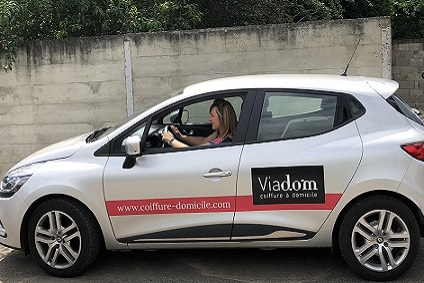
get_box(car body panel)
[234,121,363,242]
[104,145,243,242]
[7,133,88,173]
[0,191,27,248]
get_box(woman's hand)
[162,130,174,144]
[170,125,183,138]
[162,127,188,148]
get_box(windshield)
[88,89,184,142]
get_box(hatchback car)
[1,74,424,280]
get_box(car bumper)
[0,193,27,250]
[398,158,424,225]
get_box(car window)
[348,96,366,118]
[387,94,423,125]
[257,92,337,141]
[162,96,243,125]
[148,94,244,151]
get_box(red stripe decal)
[236,194,342,212]
[106,194,342,216]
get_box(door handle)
[182,129,194,136]
[202,170,232,178]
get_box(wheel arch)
[331,190,424,253]
[20,194,105,254]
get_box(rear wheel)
[339,195,420,281]
[28,199,101,277]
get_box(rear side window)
[257,92,337,141]
[387,95,423,125]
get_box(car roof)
[183,74,399,99]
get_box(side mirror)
[412,107,421,116]
[123,136,142,169]
[181,109,189,124]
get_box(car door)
[232,90,364,241]
[103,92,252,244]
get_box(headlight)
[0,162,45,197]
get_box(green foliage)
[0,1,23,70]
[392,0,424,38]
[1,0,424,70]
[192,0,343,28]
[340,0,392,18]
[0,0,202,70]
[340,0,424,39]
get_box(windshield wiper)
[86,126,111,143]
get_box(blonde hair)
[210,98,237,137]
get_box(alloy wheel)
[34,210,81,269]
[351,209,410,272]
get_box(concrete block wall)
[0,17,390,176]
[392,39,424,111]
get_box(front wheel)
[339,195,420,281]
[27,199,101,277]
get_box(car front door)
[232,90,363,241]
[103,92,252,245]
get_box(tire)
[27,199,101,277]
[339,195,420,281]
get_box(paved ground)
[1,243,424,283]
[0,245,10,261]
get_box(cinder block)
[397,44,410,51]
[409,43,424,51]
[400,51,415,59]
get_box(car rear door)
[232,90,363,241]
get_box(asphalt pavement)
[1,243,423,282]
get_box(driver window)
[146,95,244,150]
[162,97,243,125]
[184,100,215,124]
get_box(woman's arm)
[171,126,216,146]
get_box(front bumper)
[0,193,27,250]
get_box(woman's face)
[209,106,221,130]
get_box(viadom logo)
[251,166,325,205]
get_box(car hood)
[8,133,88,172]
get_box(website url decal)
[106,196,235,216]
[106,194,342,216]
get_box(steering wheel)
[144,125,171,148]
[160,125,171,147]
[161,125,170,135]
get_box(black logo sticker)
[251,166,325,205]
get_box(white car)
[1,74,424,280]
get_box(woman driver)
[162,98,237,148]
